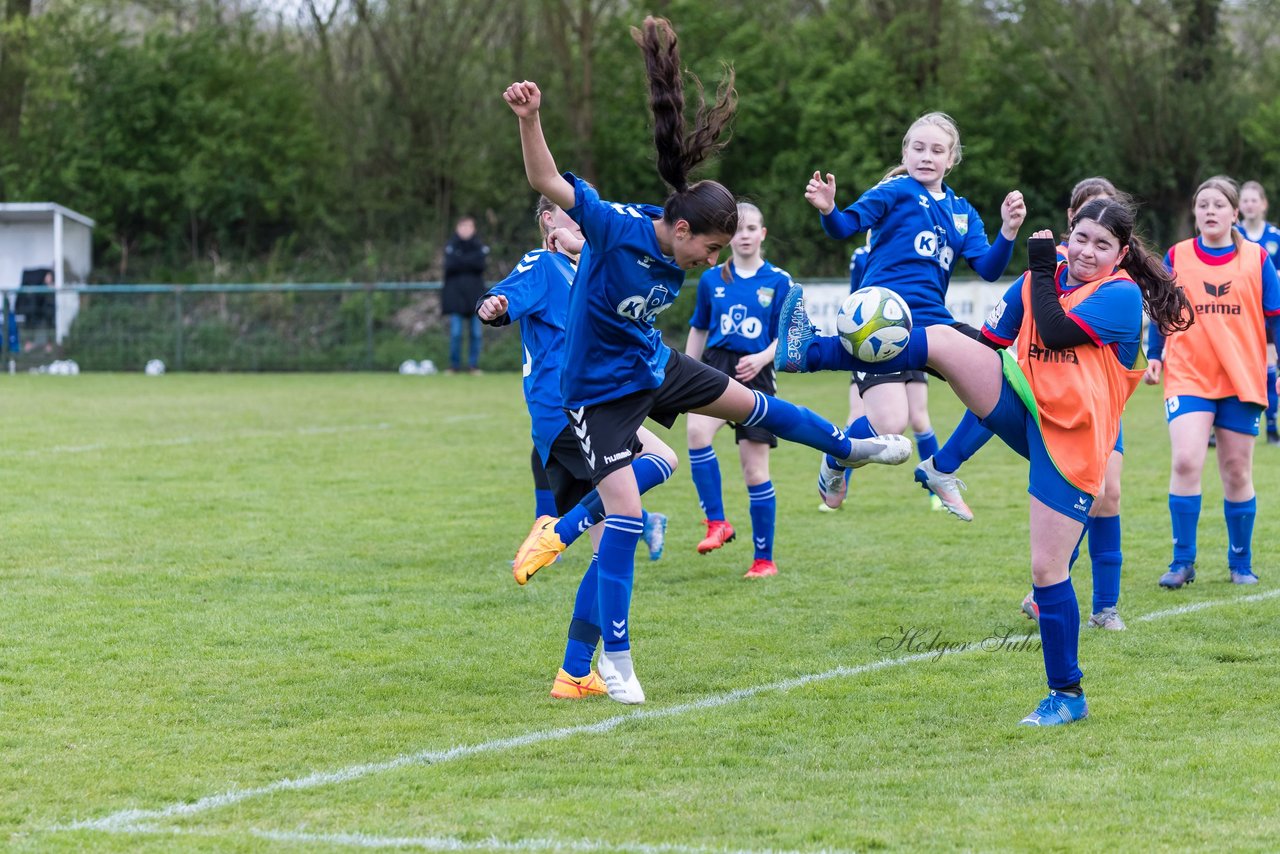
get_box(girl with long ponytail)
[503,16,912,705]
[777,198,1191,725]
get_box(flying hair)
[631,16,739,238]
[631,16,737,193]
[1071,197,1193,336]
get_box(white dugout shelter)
[0,203,95,343]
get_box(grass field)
[4,371,1279,852]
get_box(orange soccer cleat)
[513,515,567,585]
[550,668,608,699]
[744,558,778,578]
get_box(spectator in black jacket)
[442,216,490,373]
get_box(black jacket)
[441,235,490,315]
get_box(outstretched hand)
[805,171,837,216]
[503,81,542,118]
[1000,191,1026,239]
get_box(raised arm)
[503,81,575,212]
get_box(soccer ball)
[835,287,913,362]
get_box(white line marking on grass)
[1134,587,1280,621]
[106,824,844,854]
[61,587,1280,835]
[64,650,946,832]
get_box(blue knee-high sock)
[598,515,643,652]
[932,410,995,474]
[689,445,725,521]
[555,453,675,545]
[914,429,938,462]
[741,390,854,461]
[1033,577,1083,690]
[562,555,601,677]
[1169,493,1201,568]
[1088,515,1123,612]
[535,490,557,518]
[1267,365,1277,429]
[847,416,877,439]
[1224,497,1257,573]
[747,481,776,560]
[808,325,929,373]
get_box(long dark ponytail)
[1071,197,1193,336]
[631,16,738,236]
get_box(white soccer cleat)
[598,649,645,704]
[914,456,974,522]
[841,434,912,469]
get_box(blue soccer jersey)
[848,244,870,293]
[1237,221,1280,269]
[689,261,794,354]
[820,174,1013,326]
[486,248,577,462]
[561,172,686,409]
[984,266,1144,368]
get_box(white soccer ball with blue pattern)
[835,286,913,362]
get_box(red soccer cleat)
[744,558,777,578]
[696,519,736,554]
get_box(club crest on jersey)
[1268,241,1279,256]
[952,213,969,235]
[757,286,775,307]
[616,284,673,323]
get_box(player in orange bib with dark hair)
[1145,176,1280,589]
[778,198,1192,725]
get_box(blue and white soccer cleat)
[775,287,817,373]
[818,455,849,509]
[1159,564,1196,589]
[1019,690,1088,726]
[1230,569,1259,585]
[642,512,668,562]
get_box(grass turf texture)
[3,373,1278,852]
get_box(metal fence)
[3,282,462,373]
